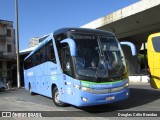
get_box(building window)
[7,29,11,37]
[7,44,12,52]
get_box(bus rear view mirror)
[120,42,136,56]
[60,38,76,56]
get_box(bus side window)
[39,48,43,63]
[62,48,72,76]
[41,46,46,63]
[29,57,33,68]
[36,51,40,65]
[24,58,30,70]
[50,42,56,63]
[46,40,56,63]
[33,53,39,67]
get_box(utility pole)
[15,0,21,88]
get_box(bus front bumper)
[74,88,129,107]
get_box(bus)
[24,28,132,107]
[147,32,160,89]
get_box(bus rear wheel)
[52,87,65,107]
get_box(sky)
[0,0,139,50]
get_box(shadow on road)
[0,88,18,94]
[76,87,160,113]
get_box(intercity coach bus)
[147,32,160,89]
[24,28,133,107]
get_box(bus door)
[151,35,160,89]
[61,47,75,104]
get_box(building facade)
[29,35,49,47]
[29,37,40,47]
[0,19,16,83]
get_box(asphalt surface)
[0,83,160,120]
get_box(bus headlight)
[73,84,81,90]
[81,86,93,92]
[81,97,88,102]
[73,84,93,92]
[124,83,129,87]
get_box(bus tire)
[29,84,34,95]
[52,87,66,107]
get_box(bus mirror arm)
[60,38,76,56]
[120,42,136,56]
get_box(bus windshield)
[71,33,127,81]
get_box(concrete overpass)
[82,0,160,75]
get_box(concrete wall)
[82,0,160,29]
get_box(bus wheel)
[29,84,34,95]
[52,87,65,107]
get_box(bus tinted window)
[24,40,56,70]
[152,36,160,52]
[46,41,56,63]
[40,46,46,63]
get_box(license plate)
[106,96,115,100]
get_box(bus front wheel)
[52,87,65,107]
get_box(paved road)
[0,83,160,119]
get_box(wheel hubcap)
[55,91,61,104]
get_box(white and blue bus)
[24,28,131,107]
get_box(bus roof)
[24,33,53,60]
[53,28,114,39]
[25,28,115,60]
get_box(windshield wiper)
[93,37,108,81]
[113,56,124,79]
[106,50,122,79]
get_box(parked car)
[0,80,8,92]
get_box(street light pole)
[15,0,21,88]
